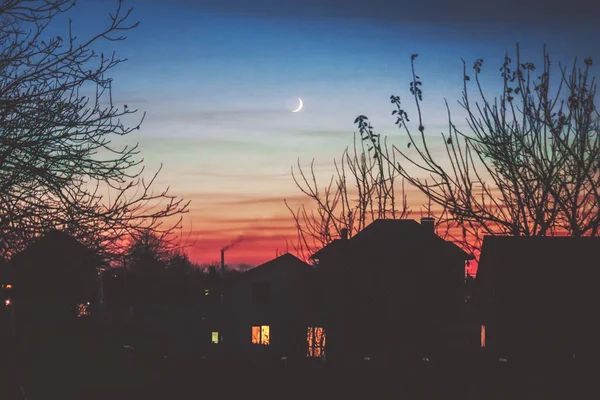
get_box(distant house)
[100,265,218,361]
[474,236,598,367]
[311,218,473,367]
[9,230,102,337]
[222,253,319,364]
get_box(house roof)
[239,252,313,280]
[475,235,600,300]
[9,229,100,271]
[310,219,473,261]
[477,235,600,272]
[310,239,343,260]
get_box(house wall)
[476,238,594,366]
[319,236,467,365]
[223,262,315,363]
[12,252,99,339]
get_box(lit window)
[480,325,486,348]
[205,289,210,296]
[211,332,219,344]
[5,284,12,289]
[252,325,270,345]
[307,327,326,358]
[77,302,90,317]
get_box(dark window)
[252,282,271,304]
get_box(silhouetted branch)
[0,1,189,260]
[287,133,410,262]
[356,44,600,261]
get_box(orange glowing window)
[307,327,326,358]
[5,284,12,289]
[77,302,90,318]
[251,325,270,345]
[480,325,486,348]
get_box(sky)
[63,0,600,269]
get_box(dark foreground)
[2,327,579,400]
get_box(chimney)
[420,217,435,233]
[220,249,225,278]
[340,228,348,241]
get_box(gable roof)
[9,230,100,271]
[477,235,600,282]
[311,219,473,261]
[475,235,600,310]
[239,253,313,280]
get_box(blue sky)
[62,0,600,264]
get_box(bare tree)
[286,133,410,261]
[124,230,173,274]
[0,0,189,260]
[356,44,600,260]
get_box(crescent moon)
[292,97,303,113]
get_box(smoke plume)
[221,235,244,252]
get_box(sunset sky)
[68,0,599,268]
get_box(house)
[474,236,598,367]
[310,218,473,367]
[221,253,321,364]
[8,230,103,341]
[100,265,219,362]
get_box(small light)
[5,299,11,306]
[498,357,508,363]
[86,302,90,305]
[5,284,12,289]
[363,356,371,361]
[422,357,430,362]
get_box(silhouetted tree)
[0,0,189,260]
[357,44,600,259]
[167,252,197,276]
[287,133,410,261]
[124,231,171,275]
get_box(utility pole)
[220,249,225,353]
[5,296,18,400]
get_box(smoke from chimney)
[221,235,244,252]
